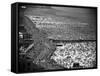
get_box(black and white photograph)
[11,2,97,73]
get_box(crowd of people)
[19,15,96,70]
[51,41,96,68]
